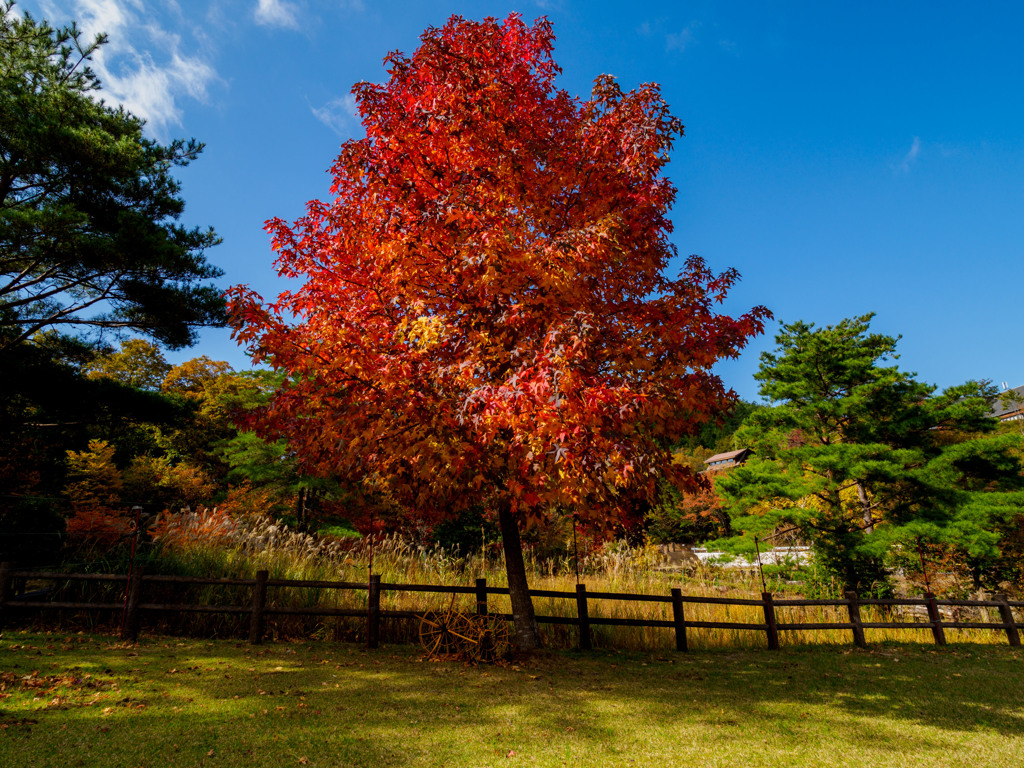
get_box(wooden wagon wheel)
[469,614,512,662]
[419,609,478,659]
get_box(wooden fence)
[1,562,1021,651]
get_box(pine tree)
[718,314,1024,593]
[0,3,224,354]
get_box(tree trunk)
[855,482,874,534]
[294,488,307,530]
[715,508,733,538]
[498,503,540,651]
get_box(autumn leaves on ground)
[1,630,1022,768]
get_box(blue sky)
[25,1,1024,401]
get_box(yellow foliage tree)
[64,439,132,548]
[86,339,172,391]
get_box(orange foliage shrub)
[676,472,732,536]
[216,482,286,518]
[151,507,237,549]
[65,504,134,548]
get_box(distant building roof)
[703,448,753,470]
[992,385,1024,422]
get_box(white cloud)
[43,0,218,136]
[108,51,216,130]
[667,22,698,53]
[311,94,360,137]
[254,0,300,30]
[896,136,921,173]
[62,0,136,38]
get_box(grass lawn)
[1,630,1021,767]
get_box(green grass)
[1,630,1022,767]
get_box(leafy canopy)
[85,338,172,391]
[0,2,224,353]
[229,14,768,529]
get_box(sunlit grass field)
[1,630,1022,768]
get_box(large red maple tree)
[229,15,768,649]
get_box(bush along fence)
[0,562,1021,651]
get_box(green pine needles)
[718,314,1024,594]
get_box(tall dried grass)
[130,510,1014,650]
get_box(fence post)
[925,591,946,646]
[576,583,592,651]
[248,570,269,645]
[671,588,688,652]
[845,591,867,648]
[367,574,381,649]
[993,593,1021,647]
[475,578,488,616]
[762,592,780,650]
[121,566,145,642]
[0,562,11,631]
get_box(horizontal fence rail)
[0,562,1021,651]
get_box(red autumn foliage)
[228,14,767,527]
[676,472,732,537]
